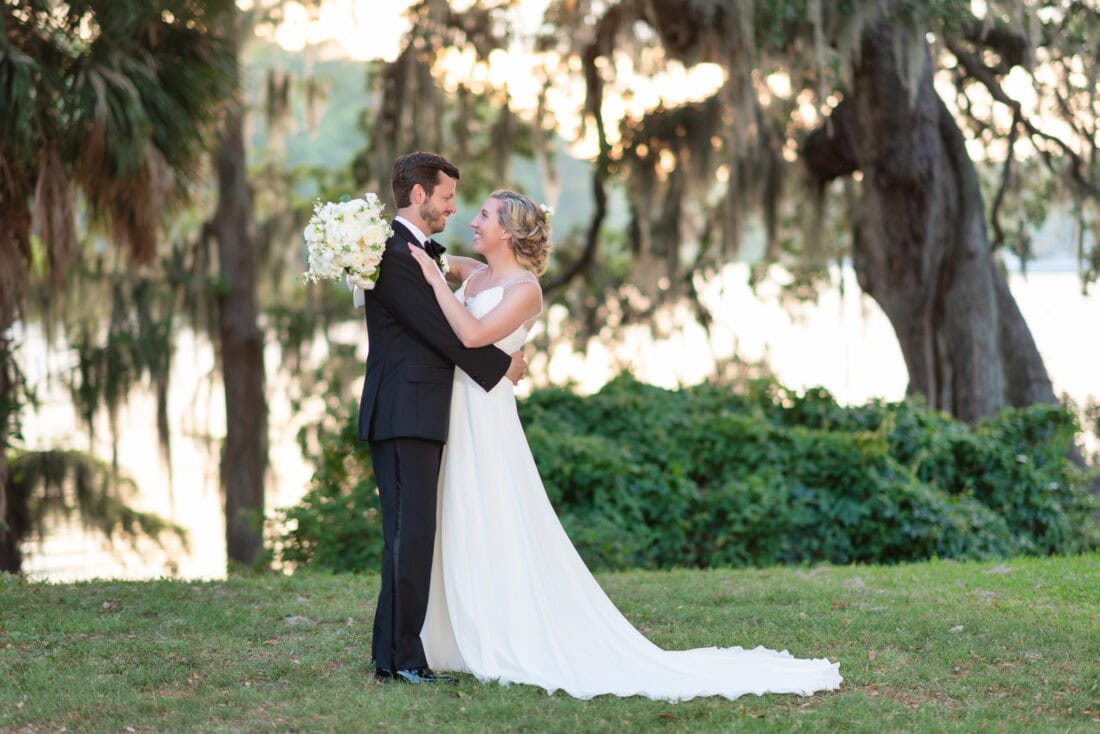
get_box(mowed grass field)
[2,553,1098,732]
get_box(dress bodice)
[454,280,530,353]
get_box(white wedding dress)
[421,279,842,701]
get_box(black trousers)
[368,437,444,672]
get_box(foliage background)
[275,375,1099,574]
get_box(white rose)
[333,220,357,248]
[304,221,323,244]
[363,222,388,245]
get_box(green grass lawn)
[2,554,1098,732]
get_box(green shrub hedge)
[274,374,1098,573]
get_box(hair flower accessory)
[539,204,554,222]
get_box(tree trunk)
[0,332,19,573]
[211,12,267,569]
[802,20,1056,422]
[1,186,31,572]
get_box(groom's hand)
[505,351,527,385]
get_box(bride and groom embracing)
[357,151,842,701]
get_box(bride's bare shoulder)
[499,276,543,322]
[447,255,485,282]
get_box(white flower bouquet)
[302,193,393,291]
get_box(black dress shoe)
[375,666,457,684]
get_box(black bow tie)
[423,239,446,259]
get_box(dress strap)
[467,263,489,285]
[461,263,489,294]
[500,274,538,290]
[501,274,543,317]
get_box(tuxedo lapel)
[390,219,424,253]
[390,219,445,269]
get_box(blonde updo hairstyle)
[490,190,552,276]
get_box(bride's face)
[470,197,510,256]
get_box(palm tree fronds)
[2,0,235,278]
[0,227,30,326]
[93,143,172,265]
[0,156,32,323]
[0,47,43,168]
[0,32,39,323]
[32,144,77,286]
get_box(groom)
[359,152,524,684]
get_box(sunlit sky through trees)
[252,0,1074,165]
[251,0,728,158]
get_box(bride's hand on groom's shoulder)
[407,243,446,286]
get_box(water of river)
[16,264,1099,580]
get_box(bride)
[405,190,842,702]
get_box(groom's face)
[417,173,458,235]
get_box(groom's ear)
[411,183,425,204]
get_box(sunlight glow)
[766,71,791,98]
[256,0,411,62]
[257,0,729,161]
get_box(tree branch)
[544,6,627,295]
[799,98,860,183]
[988,108,1018,252]
[945,36,1100,199]
[959,18,1034,71]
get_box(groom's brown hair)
[392,152,460,208]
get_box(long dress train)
[421,281,842,702]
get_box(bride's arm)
[409,246,540,348]
[443,255,482,285]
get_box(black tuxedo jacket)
[358,220,511,443]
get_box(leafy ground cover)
[2,553,1098,732]
[281,376,1098,574]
